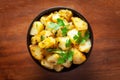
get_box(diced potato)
[72,48,86,64]
[56,37,70,50]
[79,39,91,53]
[38,37,56,48]
[56,28,63,37]
[47,54,60,64]
[52,12,60,22]
[71,17,88,30]
[59,9,72,21]
[41,59,54,69]
[40,30,53,38]
[67,22,75,30]
[67,29,78,44]
[62,60,72,68]
[31,34,41,45]
[54,65,64,72]
[30,21,44,35]
[40,13,53,26]
[29,45,43,60]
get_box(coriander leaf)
[73,35,78,40]
[57,50,74,64]
[57,18,65,26]
[84,30,90,40]
[46,48,54,52]
[57,53,67,64]
[67,50,74,61]
[48,22,60,30]
[41,35,44,41]
[65,39,71,47]
[73,31,83,44]
[46,48,66,54]
[80,38,86,44]
[57,57,65,64]
[61,27,68,36]
[80,30,90,44]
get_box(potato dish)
[29,9,91,72]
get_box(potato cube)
[41,59,54,69]
[30,21,44,35]
[71,17,88,30]
[59,9,72,21]
[67,29,78,44]
[72,48,86,64]
[38,37,56,48]
[79,39,91,53]
[29,45,43,60]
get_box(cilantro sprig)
[46,48,74,64]
[41,35,45,41]
[57,50,74,64]
[73,30,90,44]
[47,18,68,36]
[65,39,71,47]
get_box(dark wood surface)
[0,0,120,80]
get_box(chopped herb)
[46,48,66,54]
[61,27,68,36]
[57,50,74,64]
[84,30,90,40]
[73,30,90,44]
[57,57,65,64]
[80,39,86,44]
[41,35,44,41]
[73,31,82,44]
[57,18,65,26]
[36,23,38,27]
[57,53,67,64]
[48,22,60,30]
[46,48,70,64]
[65,39,71,47]
[67,50,74,61]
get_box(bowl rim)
[27,6,94,73]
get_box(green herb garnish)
[57,50,74,64]
[41,35,44,41]
[57,18,65,26]
[61,27,68,36]
[73,31,82,44]
[67,50,74,61]
[46,48,74,64]
[73,30,90,44]
[48,22,60,30]
[65,39,71,47]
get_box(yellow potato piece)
[71,17,88,30]
[29,45,43,60]
[59,9,72,21]
[41,59,54,69]
[54,65,64,72]
[47,54,60,64]
[67,29,78,44]
[30,21,44,35]
[52,12,60,22]
[72,48,86,64]
[38,37,56,48]
[56,37,70,50]
[31,34,41,45]
[40,13,53,26]
[62,60,72,68]
[79,39,91,53]
[39,30,53,38]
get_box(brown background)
[0,0,120,80]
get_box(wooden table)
[0,0,120,80]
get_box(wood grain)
[0,0,120,80]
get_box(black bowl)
[27,6,93,72]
